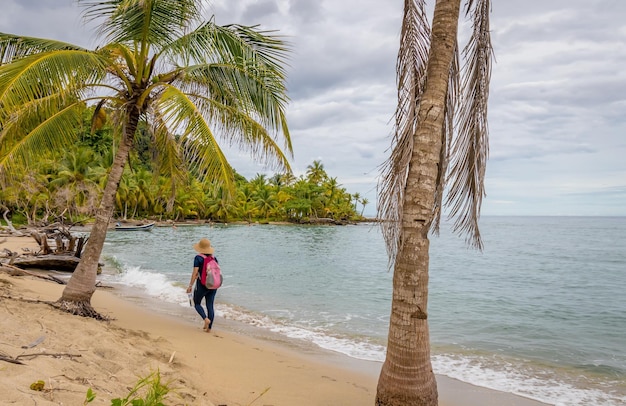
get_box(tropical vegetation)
[375,0,493,405]
[0,135,366,224]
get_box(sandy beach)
[0,235,549,405]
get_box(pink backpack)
[199,254,222,289]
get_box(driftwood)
[20,223,88,256]
[0,354,24,365]
[0,352,82,365]
[0,293,55,305]
[16,352,82,361]
[31,233,51,254]
[0,264,67,284]
[10,255,81,272]
[1,209,24,236]
[0,224,98,277]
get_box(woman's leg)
[205,289,218,330]
[193,284,207,320]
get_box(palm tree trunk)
[376,0,461,405]
[57,109,140,318]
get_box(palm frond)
[0,48,109,185]
[165,21,292,152]
[0,102,85,184]
[194,91,291,174]
[222,23,290,75]
[445,0,493,249]
[97,42,138,79]
[79,0,202,48]
[377,0,430,264]
[168,20,289,76]
[147,111,187,184]
[181,62,291,148]
[0,33,85,64]
[1,89,78,144]
[151,85,236,195]
[0,49,108,112]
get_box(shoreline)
[1,235,550,405]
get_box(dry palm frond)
[378,0,431,265]
[445,0,493,249]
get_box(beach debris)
[0,347,81,366]
[0,264,67,284]
[0,352,24,365]
[30,380,45,391]
[168,351,176,363]
[1,224,90,275]
[10,254,81,272]
[0,293,56,307]
[29,380,46,391]
[21,335,46,349]
[246,386,271,405]
[16,352,82,361]
[1,247,16,257]
[1,209,24,236]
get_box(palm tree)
[253,184,278,220]
[0,0,292,318]
[306,159,327,185]
[359,197,369,217]
[352,192,361,211]
[376,0,492,405]
[205,184,236,222]
[48,147,103,218]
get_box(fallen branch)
[0,354,24,365]
[0,351,82,365]
[2,209,23,236]
[11,255,80,272]
[0,293,56,306]
[16,352,82,361]
[0,264,67,284]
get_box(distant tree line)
[0,108,368,226]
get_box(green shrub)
[85,370,177,406]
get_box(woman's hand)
[186,286,192,293]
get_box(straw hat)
[193,238,214,255]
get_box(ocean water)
[99,217,626,406]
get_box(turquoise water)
[100,217,626,406]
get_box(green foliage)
[111,370,172,406]
[84,388,96,404]
[5,212,27,226]
[0,141,367,224]
[85,370,175,406]
[29,380,45,391]
[77,106,114,156]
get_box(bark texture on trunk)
[376,0,461,405]
[57,108,140,318]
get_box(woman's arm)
[187,266,199,293]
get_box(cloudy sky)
[2,0,625,216]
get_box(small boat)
[114,222,155,231]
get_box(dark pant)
[193,281,217,329]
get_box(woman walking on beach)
[187,238,219,332]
